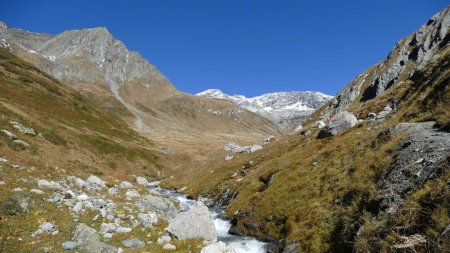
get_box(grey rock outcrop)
[10,121,36,136]
[325,6,449,115]
[379,122,450,214]
[317,111,357,138]
[73,223,117,253]
[167,201,216,243]
[201,241,236,253]
[137,195,178,219]
[121,238,144,248]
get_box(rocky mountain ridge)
[323,6,449,117]
[197,89,332,131]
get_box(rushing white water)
[148,183,266,253]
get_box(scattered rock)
[119,181,133,188]
[379,122,450,214]
[224,155,234,161]
[163,243,176,250]
[73,223,117,253]
[37,179,62,190]
[100,223,117,235]
[201,241,236,253]
[317,111,357,138]
[224,141,263,153]
[108,186,119,195]
[167,201,216,243]
[136,177,148,186]
[122,238,144,248]
[86,175,106,188]
[10,121,36,136]
[30,189,44,194]
[157,235,171,244]
[125,189,140,199]
[138,212,158,228]
[12,139,30,147]
[1,129,17,140]
[137,195,178,219]
[62,241,77,250]
[32,222,58,237]
[116,227,132,233]
[76,193,90,201]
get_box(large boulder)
[73,223,117,253]
[201,241,235,253]
[137,195,178,219]
[317,111,357,138]
[167,201,216,243]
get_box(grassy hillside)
[164,45,450,252]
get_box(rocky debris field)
[0,155,237,252]
[379,121,450,214]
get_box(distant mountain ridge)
[197,89,333,131]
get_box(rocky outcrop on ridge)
[327,6,449,115]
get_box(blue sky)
[2,1,449,96]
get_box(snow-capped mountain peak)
[197,89,333,131]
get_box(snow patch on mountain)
[197,89,333,131]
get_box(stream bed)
[148,182,266,253]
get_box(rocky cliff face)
[326,6,449,115]
[0,23,176,132]
[197,89,332,131]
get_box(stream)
[148,182,267,253]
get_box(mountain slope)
[0,23,279,171]
[197,89,332,131]
[163,6,450,253]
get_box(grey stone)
[138,212,158,228]
[379,122,450,214]
[119,181,133,188]
[135,176,148,186]
[225,155,234,161]
[137,195,178,219]
[108,187,118,195]
[73,223,117,253]
[37,179,62,190]
[317,111,357,138]
[125,189,140,199]
[32,222,57,237]
[167,201,216,243]
[201,241,236,253]
[86,175,106,188]
[157,235,171,244]
[10,121,36,136]
[1,129,17,139]
[163,243,176,250]
[12,139,30,147]
[30,189,44,194]
[122,238,144,248]
[62,241,77,250]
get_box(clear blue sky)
[2,1,449,96]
